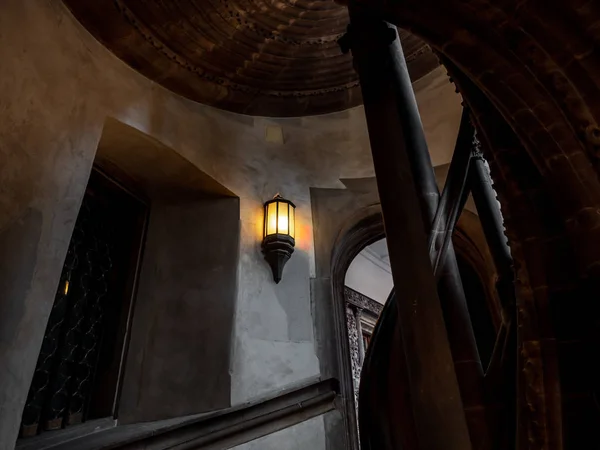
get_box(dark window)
[20,169,147,437]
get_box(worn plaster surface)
[118,198,240,424]
[0,1,462,448]
[231,414,327,450]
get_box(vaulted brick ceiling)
[62,0,439,116]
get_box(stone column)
[354,308,366,364]
[345,303,362,428]
[342,11,472,450]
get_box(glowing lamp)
[262,194,296,283]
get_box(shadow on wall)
[15,116,241,450]
[96,118,241,424]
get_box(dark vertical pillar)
[469,146,514,309]
[343,12,472,450]
[469,143,517,447]
[384,43,482,378]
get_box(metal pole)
[342,9,482,376]
[430,108,475,275]
[469,145,514,311]
[343,10,472,450]
[389,53,482,374]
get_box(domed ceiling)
[63,0,439,116]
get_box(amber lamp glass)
[262,194,296,283]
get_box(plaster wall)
[231,414,327,450]
[345,247,393,304]
[119,198,239,424]
[0,1,462,448]
[91,119,241,424]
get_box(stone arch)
[329,205,401,450]
[310,179,382,450]
[326,202,506,448]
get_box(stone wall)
[118,197,240,424]
[0,1,462,448]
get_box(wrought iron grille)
[20,191,116,437]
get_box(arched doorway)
[343,238,390,417]
[340,222,502,436]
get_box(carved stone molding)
[344,287,383,317]
[344,288,384,434]
[346,305,362,401]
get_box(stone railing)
[18,378,339,450]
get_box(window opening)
[20,169,147,437]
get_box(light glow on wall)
[262,194,296,283]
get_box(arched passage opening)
[333,212,503,446]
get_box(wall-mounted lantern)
[262,194,296,283]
